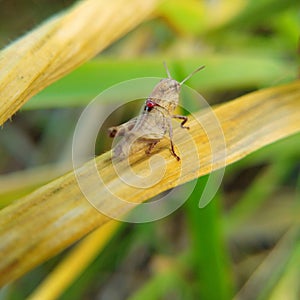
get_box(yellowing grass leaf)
[28,221,120,300]
[0,0,161,125]
[0,163,71,208]
[0,80,299,285]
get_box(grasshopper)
[108,63,204,161]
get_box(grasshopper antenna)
[180,65,205,85]
[163,61,172,79]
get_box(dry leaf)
[0,80,299,285]
[0,0,161,125]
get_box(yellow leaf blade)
[0,80,299,285]
[0,0,161,125]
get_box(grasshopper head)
[146,63,205,114]
[148,78,181,113]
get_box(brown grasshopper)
[108,63,204,161]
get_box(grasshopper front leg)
[166,118,180,161]
[108,117,138,138]
[166,114,189,161]
[172,114,189,129]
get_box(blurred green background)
[0,0,299,299]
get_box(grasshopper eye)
[144,99,156,112]
[144,106,153,112]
